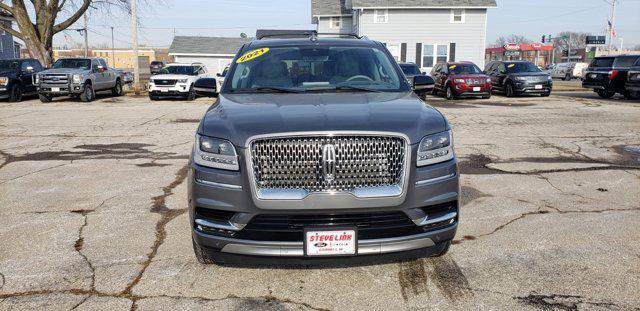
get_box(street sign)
[586,36,606,45]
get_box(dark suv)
[583,55,640,99]
[485,60,552,97]
[626,57,640,97]
[431,62,491,100]
[189,31,458,265]
[0,59,43,102]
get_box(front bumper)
[0,88,9,99]
[189,151,460,258]
[513,81,552,94]
[38,83,85,95]
[149,83,190,96]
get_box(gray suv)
[190,32,459,265]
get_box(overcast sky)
[55,0,640,49]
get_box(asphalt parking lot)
[1,92,639,310]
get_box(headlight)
[149,79,155,85]
[178,78,188,83]
[515,76,526,81]
[486,78,492,83]
[454,78,465,83]
[0,77,8,85]
[547,75,553,80]
[34,75,40,84]
[417,130,454,167]
[72,74,82,83]
[193,134,239,171]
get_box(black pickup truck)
[0,59,43,102]
[625,57,640,98]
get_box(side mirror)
[413,75,435,91]
[216,73,223,77]
[97,65,106,72]
[193,78,218,97]
[25,66,34,73]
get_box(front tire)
[596,89,615,99]
[149,93,159,101]
[9,84,23,102]
[192,239,216,265]
[445,85,455,100]
[505,83,515,97]
[38,93,53,103]
[80,83,95,102]
[186,84,196,101]
[111,79,123,96]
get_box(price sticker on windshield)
[236,48,270,63]
[449,65,457,70]
[508,64,516,68]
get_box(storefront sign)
[531,43,543,50]
[504,51,521,57]
[504,43,521,51]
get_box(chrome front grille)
[250,135,406,194]
[153,79,177,86]
[521,76,548,82]
[42,74,69,84]
[465,79,483,85]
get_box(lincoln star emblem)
[322,144,336,183]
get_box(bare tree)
[493,34,532,47]
[0,0,129,67]
[552,31,591,52]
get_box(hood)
[40,68,88,75]
[510,71,548,77]
[0,70,17,77]
[200,92,448,147]
[150,74,191,80]
[451,74,488,79]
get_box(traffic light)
[542,35,546,43]
[562,50,569,57]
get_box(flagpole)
[608,0,617,51]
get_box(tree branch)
[0,1,13,13]
[52,0,91,34]
[0,21,23,39]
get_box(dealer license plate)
[305,229,356,256]
[51,87,60,92]
[590,73,597,78]
[160,88,169,92]
[473,87,481,92]
[535,85,543,90]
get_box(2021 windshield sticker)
[236,48,270,63]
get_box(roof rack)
[255,29,364,40]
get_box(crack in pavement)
[121,163,190,310]
[0,271,5,291]
[515,292,638,311]
[0,162,70,185]
[453,205,640,245]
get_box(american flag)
[608,20,617,37]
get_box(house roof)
[351,0,497,8]
[169,36,251,55]
[311,0,351,16]
[311,0,497,16]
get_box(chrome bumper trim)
[219,231,439,257]
[418,212,457,226]
[195,218,242,231]
[195,179,242,190]
[415,172,457,186]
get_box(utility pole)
[567,33,571,63]
[111,27,115,68]
[83,13,89,57]
[608,0,617,51]
[131,0,140,94]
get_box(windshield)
[449,64,482,75]
[400,64,421,76]
[0,60,19,71]
[53,59,91,70]
[224,45,404,93]
[160,66,197,75]
[505,62,541,73]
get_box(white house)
[312,0,497,71]
[169,36,251,75]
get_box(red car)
[430,62,492,100]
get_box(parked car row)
[582,54,640,99]
[0,57,136,103]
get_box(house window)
[422,44,449,68]
[386,43,400,61]
[451,9,465,23]
[374,9,388,23]
[329,17,342,29]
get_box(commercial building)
[312,0,497,71]
[51,48,172,69]
[485,43,554,67]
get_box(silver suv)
[189,31,459,265]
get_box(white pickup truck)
[148,63,210,100]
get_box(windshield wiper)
[229,87,302,94]
[333,85,383,93]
